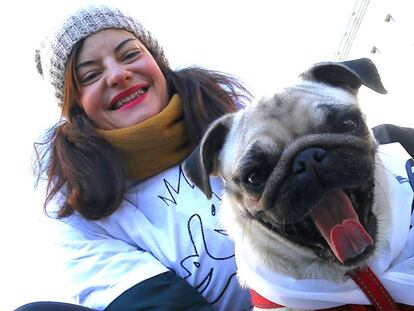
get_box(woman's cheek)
[80,88,102,116]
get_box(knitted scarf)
[97,94,192,182]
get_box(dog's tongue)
[309,191,373,263]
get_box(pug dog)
[182,58,414,309]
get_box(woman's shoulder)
[128,164,224,204]
[44,163,225,248]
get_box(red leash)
[347,266,399,311]
[250,266,401,310]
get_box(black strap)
[105,271,214,311]
[372,124,414,159]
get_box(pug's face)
[220,83,378,266]
[184,58,387,269]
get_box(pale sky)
[0,0,375,309]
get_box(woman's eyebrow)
[114,38,136,53]
[76,60,95,70]
[76,38,137,69]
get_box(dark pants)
[15,301,96,311]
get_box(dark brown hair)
[34,39,250,220]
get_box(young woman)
[21,4,252,311]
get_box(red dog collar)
[250,266,401,310]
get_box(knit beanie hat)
[35,4,168,107]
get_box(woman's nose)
[106,62,132,87]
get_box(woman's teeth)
[112,88,146,110]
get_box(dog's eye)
[338,118,359,133]
[244,170,268,192]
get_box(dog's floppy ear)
[183,114,234,199]
[303,58,387,94]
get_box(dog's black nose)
[292,148,327,174]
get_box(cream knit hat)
[35,4,168,107]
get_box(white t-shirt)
[49,165,252,311]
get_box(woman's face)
[75,29,168,129]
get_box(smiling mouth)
[259,184,376,265]
[308,189,373,263]
[111,87,149,110]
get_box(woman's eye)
[123,50,141,61]
[80,71,101,85]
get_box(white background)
[0,1,407,310]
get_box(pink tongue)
[309,191,373,263]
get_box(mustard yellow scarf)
[97,94,192,182]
